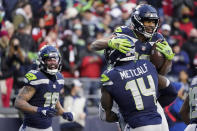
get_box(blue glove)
[37,107,57,117]
[62,112,73,121]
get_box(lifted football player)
[100,35,172,131]
[92,4,176,131]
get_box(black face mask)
[182,14,190,19]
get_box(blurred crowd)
[0,0,196,130]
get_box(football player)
[180,74,197,131]
[100,35,171,131]
[92,4,176,131]
[15,45,73,131]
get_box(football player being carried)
[100,36,173,131]
[91,4,176,131]
[15,45,73,131]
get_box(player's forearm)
[90,38,109,51]
[15,98,37,113]
[159,59,172,75]
[56,101,65,115]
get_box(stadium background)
[0,0,196,131]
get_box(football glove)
[156,40,175,60]
[62,112,73,121]
[37,107,57,117]
[108,38,131,54]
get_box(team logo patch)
[25,73,37,81]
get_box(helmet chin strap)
[46,68,58,75]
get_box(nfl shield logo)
[53,84,56,88]
[142,46,146,51]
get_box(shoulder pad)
[114,26,137,39]
[114,26,122,33]
[56,72,64,79]
[56,72,64,85]
[191,76,197,86]
[114,26,130,33]
[100,74,110,82]
[151,32,165,42]
[25,70,39,81]
[100,69,114,86]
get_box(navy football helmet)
[38,45,61,75]
[131,4,159,38]
[105,35,136,66]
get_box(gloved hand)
[108,38,131,54]
[37,107,57,117]
[62,112,73,121]
[156,40,175,60]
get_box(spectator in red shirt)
[79,39,103,106]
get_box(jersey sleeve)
[23,70,45,90]
[100,69,115,93]
[56,72,65,90]
[113,26,131,35]
[151,32,165,42]
[191,76,197,88]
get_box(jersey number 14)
[125,75,157,110]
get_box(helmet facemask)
[44,55,60,75]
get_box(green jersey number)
[125,75,157,110]
[44,92,59,108]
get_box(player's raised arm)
[156,40,174,75]
[180,95,190,125]
[15,86,37,113]
[90,37,111,51]
[100,86,119,122]
[90,34,131,54]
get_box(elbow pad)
[99,103,106,121]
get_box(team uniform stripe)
[30,79,49,85]
[57,79,64,85]
[102,81,113,86]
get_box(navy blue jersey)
[23,70,64,129]
[189,76,197,124]
[114,26,164,60]
[101,60,161,128]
